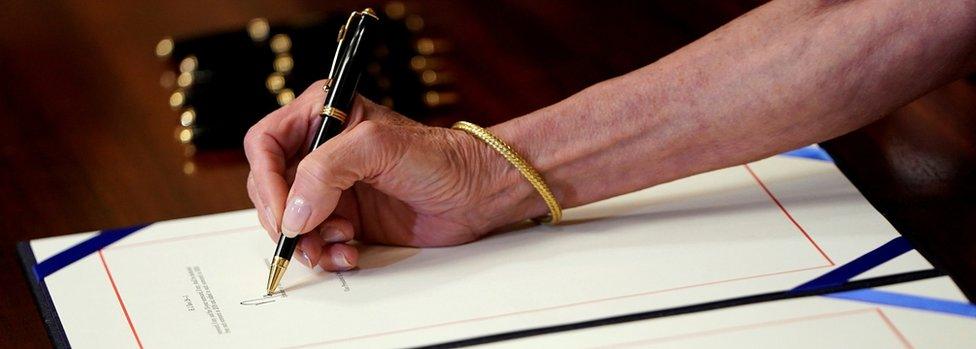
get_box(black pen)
[266,8,380,295]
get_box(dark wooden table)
[1,1,972,347]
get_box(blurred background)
[1,1,973,347]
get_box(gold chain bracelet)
[452,121,562,224]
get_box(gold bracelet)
[452,121,562,224]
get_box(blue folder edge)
[16,241,70,349]
[16,223,148,348]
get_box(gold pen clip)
[361,8,378,19]
[337,8,378,43]
[336,25,347,43]
[337,11,355,43]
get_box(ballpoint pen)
[266,8,380,295]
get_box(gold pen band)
[452,121,562,224]
[266,256,290,295]
[321,106,348,123]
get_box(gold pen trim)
[321,106,348,123]
[361,8,379,19]
[265,256,290,295]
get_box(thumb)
[279,119,401,237]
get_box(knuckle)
[353,120,388,144]
[243,125,259,145]
[245,174,259,196]
[295,158,333,187]
[369,101,398,119]
[246,188,260,206]
[356,119,382,134]
[243,124,267,150]
[242,134,263,161]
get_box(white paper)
[29,156,970,348]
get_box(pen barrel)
[273,116,341,263]
[273,234,298,260]
[322,12,379,116]
[308,115,345,152]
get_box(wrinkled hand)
[244,80,538,271]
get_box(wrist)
[449,127,550,231]
[488,105,578,211]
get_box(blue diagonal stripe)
[793,236,913,292]
[781,145,833,162]
[34,224,150,279]
[828,289,976,318]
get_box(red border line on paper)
[98,250,144,349]
[744,164,835,266]
[875,308,914,348]
[99,164,839,347]
[596,307,910,348]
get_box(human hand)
[244,80,544,271]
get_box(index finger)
[244,80,330,235]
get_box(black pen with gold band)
[266,8,380,295]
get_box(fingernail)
[333,252,352,270]
[281,196,310,238]
[299,250,312,268]
[323,227,344,242]
[264,207,279,234]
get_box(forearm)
[490,0,976,219]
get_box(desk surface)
[1,1,973,347]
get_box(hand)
[244,80,543,271]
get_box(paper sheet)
[27,156,970,348]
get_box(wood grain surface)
[1,1,971,347]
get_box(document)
[24,156,974,348]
